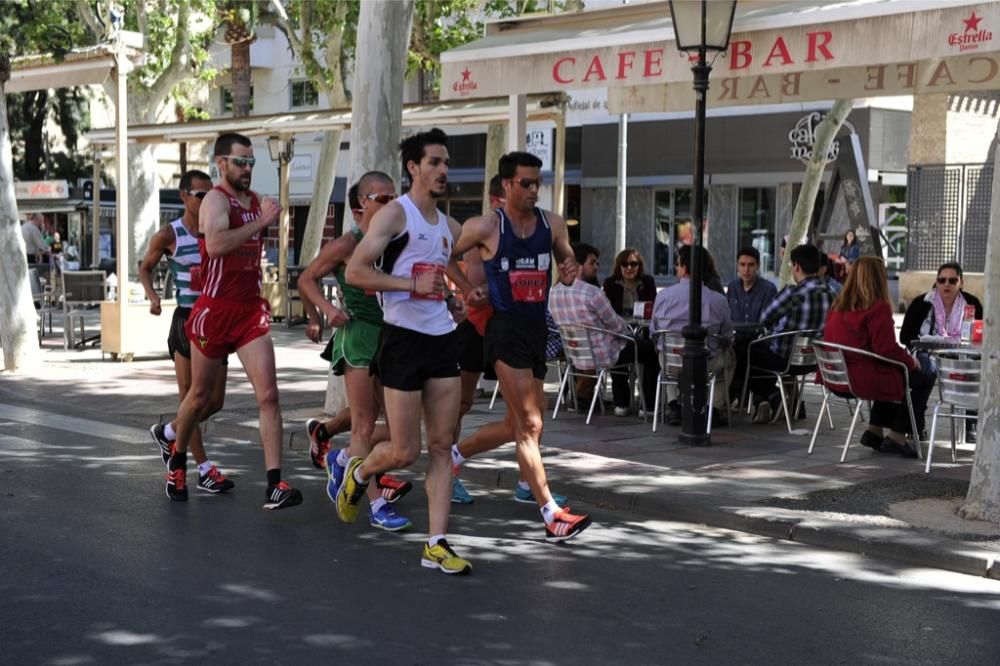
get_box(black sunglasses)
[221,155,256,168]
[622,261,640,269]
[185,190,209,199]
[511,177,542,190]
[937,276,959,285]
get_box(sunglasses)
[185,190,209,199]
[221,155,256,168]
[937,276,959,285]
[365,193,397,205]
[512,177,542,190]
[622,261,640,269]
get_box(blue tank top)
[484,207,552,321]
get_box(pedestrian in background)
[603,247,656,316]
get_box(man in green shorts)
[299,171,412,531]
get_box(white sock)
[451,444,466,467]
[370,497,387,513]
[428,534,446,547]
[517,480,530,491]
[336,449,349,467]
[164,423,176,440]
[540,500,562,525]
[353,466,365,484]
[197,461,213,476]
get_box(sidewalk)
[3,321,997,578]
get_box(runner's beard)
[429,178,448,199]
[227,170,251,192]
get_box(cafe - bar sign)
[15,180,70,200]
[442,2,1000,101]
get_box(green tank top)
[336,228,383,325]
[167,218,200,307]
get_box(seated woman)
[900,261,982,347]
[603,248,657,316]
[822,256,934,458]
[899,261,983,441]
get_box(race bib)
[509,270,547,303]
[189,265,203,292]
[411,262,446,300]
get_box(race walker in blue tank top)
[483,207,552,322]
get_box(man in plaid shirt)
[748,244,832,424]
[550,243,658,416]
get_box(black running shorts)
[372,323,460,391]
[168,307,192,359]
[484,311,547,380]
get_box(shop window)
[737,187,777,276]
[653,188,693,276]
[290,80,319,108]
[221,86,254,114]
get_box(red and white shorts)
[185,296,271,359]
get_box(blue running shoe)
[326,449,345,504]
[514,484,567,507]
[451,477,474,504]
[369,503,413,532]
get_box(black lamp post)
[668,0,737,447]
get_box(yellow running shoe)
[421,539,472,575]
[335,456,368,523]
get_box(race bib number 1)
[509,270,547,303]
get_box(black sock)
[317,423,331,441]
[169,451,187,471]
[267,468,281,487]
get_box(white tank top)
[377,194,455,336]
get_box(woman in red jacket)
[822,256,933,458]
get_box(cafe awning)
[440,0,1000,111]
[83,94,567,145]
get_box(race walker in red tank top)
[185,185,271,358]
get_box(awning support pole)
[615,112,628,253]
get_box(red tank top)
[199,186,263,302]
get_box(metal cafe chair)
[552,323,641,424]
[61,269,106,350]
[743,329,820,434]
[649,330,732,433]
[925,349,981,473]
[810,341,922,462]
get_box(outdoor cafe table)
[910,337,984,354]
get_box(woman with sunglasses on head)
[603,248,657,316]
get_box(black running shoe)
[263,481,303,510]
[150,423,174,467]
[197,465,235,494]
[166,466,188,502]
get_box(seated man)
[748,244,833,424]
[550,243,658,416]
[652,246,734,426]
[725,246,777,404]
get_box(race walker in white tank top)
[376,193,456,337]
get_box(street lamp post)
[668,0,736,447]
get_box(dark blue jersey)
[484,207,552,321]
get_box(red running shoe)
[306,418,331,469]
[545,507,591,543]
[376,473,413,504]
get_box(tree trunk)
[960,126,1000,525]
[230,39,252,118]
[482,123,506,214]
[298,128,343,265]
[126,143,160,280]
[348,0,415,188]
[778,99,853,287]
[0,64,42,372]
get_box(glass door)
[654,189,694,277]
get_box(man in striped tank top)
[169,133,302,510]
[449,151,592,543]
[343,129,484,575]
[139,170,233,495]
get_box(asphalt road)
[2,411,999,666]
